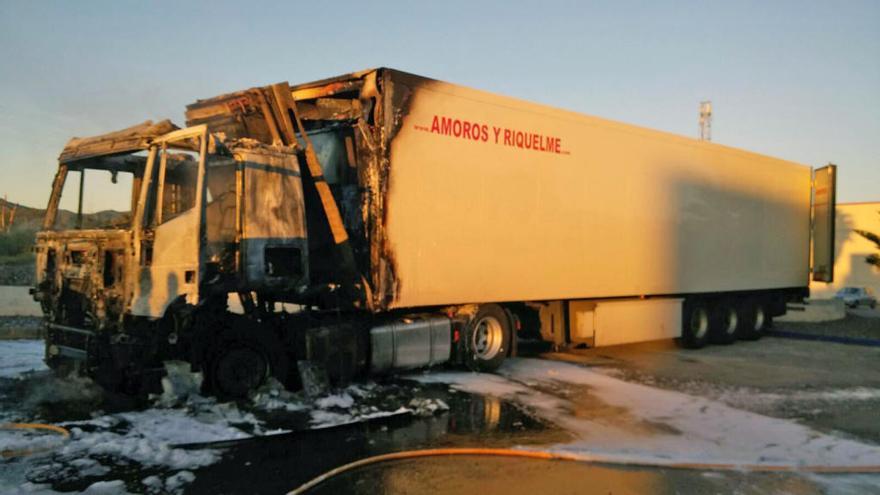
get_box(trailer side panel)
[383,72,811,309]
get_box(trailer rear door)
[812,164,837,282]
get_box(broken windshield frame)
[44,155,147,231]
[42,127,217,233]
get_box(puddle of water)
[2,369,567,493]
[5,362,878,495]
[186,382,568,494]
[310,456,833,495]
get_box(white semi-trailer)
[35,68,835,397]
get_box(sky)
[0,0,877,212]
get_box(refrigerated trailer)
[33,68,836,397]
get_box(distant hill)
[0,198,129,281]
[0,198,44,231]
[0,198,129,231]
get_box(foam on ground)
[411,358,880,468]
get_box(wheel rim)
[723,308,738,335]
[472,316,504,360]
[754,306,765,331]
[215,347,268,398]
[690,308,709,339]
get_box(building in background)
[811,202,880,299]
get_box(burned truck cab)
[34,70,483,398]
[34,121,179,344]
[33,121,312,391]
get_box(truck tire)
[210,343,270,399]
[709,301,740,345]
[680,300,710,349]
[205,318,288,399]
[739,299,770,341]
[463,304,512,372]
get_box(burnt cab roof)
[58,120,179,167]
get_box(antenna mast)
[699,100,712,141]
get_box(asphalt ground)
[2,303,879,493]
[546,315,880,445]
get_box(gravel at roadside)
[0,316,43,339]
[0,263,34,286]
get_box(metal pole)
[76,170,84,229]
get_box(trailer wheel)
[739,300,770,341]
[709,301,740,345]
[680,300,710,349]
[464,304,512,372]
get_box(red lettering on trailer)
[418,115,568,155]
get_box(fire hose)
[287,447,880,495]
[0,422,71,458]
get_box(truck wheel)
[680,300,710,349]
[203,316,289,399]
[464,304,512,372]
[709,301,740,345]
[739,299,769,341]
[210,343,269,399]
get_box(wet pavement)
[188,386,568,494]
[310,455,850,495]
[549,326,880,445]
[2,332,880,494]
[2,382,547,492]
[188,367,880,495]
